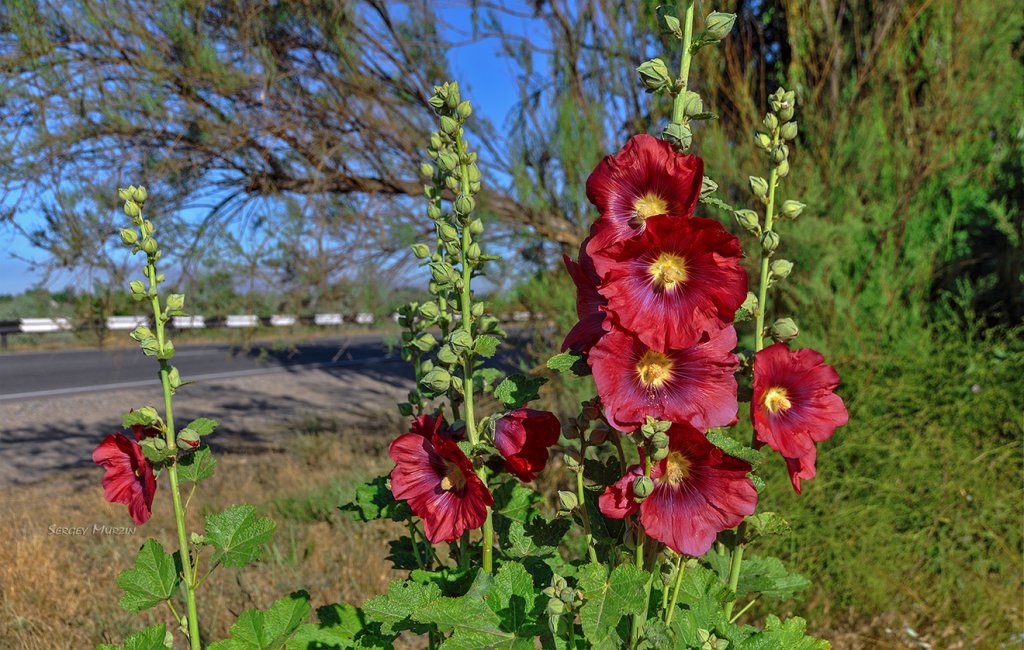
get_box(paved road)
[0,335,399,401]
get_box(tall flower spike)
[585,135,704,255]
[598,422,757,556]
[752,342,848,493]
[590,214,747,350]
[588,323,739,432]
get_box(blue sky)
[0,4,531,296]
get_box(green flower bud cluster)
[542,575,582,620]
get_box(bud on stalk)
[749,176,769,199]
[761,230,780,253]
[702,12,737,41]
[771,317,800,342]
[632,476,654,501]
[770,259,794,280]
[781,200,805,219]
[734,209,760,233]
[637,58,673,93]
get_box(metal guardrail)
[0,310,543,349]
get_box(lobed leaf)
[204,504,276,568]
[209,591,311,650]
[116,540,180,613]
[493,373,547,408]
[577,563,648,648]
[98,623,171,650]
[177,445,216,483]
[362,579,441,634]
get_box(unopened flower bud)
[471,301,485,317]
[702,11,737,40]
[422,367,452,392]
[778,105,795,122]
[429,132,442,150]
[467,164,481,183]
[781,200,805,219]
[176,427,201,450]
[776,158,790,178]
[417,301,439,320]
[780,121,798,140]
[682,91,703,117]
[120,228,138,245]
[762,113,779,132]
[426,204,442,220]
[770,259,793,280]
[117,187,132,202]
[439,116,458,135]
[650,431,670,449]
[130,186,148,203]
[661,12,681,38]
[412,332,437,352]
[129,280,145,295]
[546,599,566,616]
[771,317,800,342]
[754,131,772,150]
[741,292,758,313]
[456,100,472,120]
[749,176,769,199]
[420,163,435,178]
[783,90,796,105]
[588,426,608,446]
[652,446,670,463]
[166,294,184,311]
[411,243,430,259]
[141,238,158,254]
[469,219,484,235]
[123,200,142,218]
[699,176,718,198]
[761,230,780,253]
[734,209,760,233]
[454,194,475,216]
[633,476,654,501]
[436,344,458,365]
[437,152,458,172]
[429,263,453,284]
[637,58,673,93]
[450,329,473,350]
[438,222,458,242]
[662,122,692,152]
[557,490,579,512]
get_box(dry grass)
[0,416,403,649]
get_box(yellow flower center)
[636,349,673,388]
[649,252,688,290]
[439,461,467,492]
[633,192,668,224]
[663,451,691,486]
[762,386,792,414]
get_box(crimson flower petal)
[589,324,739,432]
[494,408,561,482]
[389,432,493,543]
[752,342,848,493]
[585,134,703,254]
[561,247,610,354]
[590,215,747,350]
[93,433,156,525]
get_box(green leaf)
[545,351,587,376]
[205,504,276,568]
[98,623,171,650]
[705,430,763,464]
[577,563,648,648]
[122,407,159,429]
[488,562,539,634]
[474,335,500,358]
[493,373,547,408]
[505,517,569,558]
[340,476,410,522]
[362,579,441,634]
[744,512,792,540]
[414,571,533,650]
[177,445,216,483]
[184,417,218,437]
[116,540,180,612]
[208,591,311,650]
[705,554,810,600]
[736,615,830,650]
[492,481,541,523]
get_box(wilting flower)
[493,408,561,482]
[598,422,757,556]
[585,134,704,254]
[752,342,848,493]
[93,433,157,525]
[562,244,609,354]
[590,214,747,350]
[589,323,739,432]
[389,431,493,543]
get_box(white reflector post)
[20,318,72,333]
[172,316,206,329]
[314,313,343,326]
[226,315,259,328]
[270,315,297,327]
[354,312,374,324]
[106,315,149,331]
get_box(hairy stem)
[664,555,686,625]
[631,454,655,644]
[671,0,696,125]
[575,442,599,564]
[146,260,201,650]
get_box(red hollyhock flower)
[561,245,610,354]
[752,342,849,493]
[92,433,157,525]
[409,412,464,441]
[589,323,739,432]
[598,422,757,556]
[389,431,493,543]
[590,214,747,350]
[585,134,703,254]
[493,408,561,482]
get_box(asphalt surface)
[0,334,399,401]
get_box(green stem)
[575,442,599,564]
[664,555,685,626]
[146,261,201,650]
[671,0,696,125]
[631,455,655,644]
[724,127,781,620]
[730,596,758,623]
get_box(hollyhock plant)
[389,430,494,543]
[561,245,609,354]
[598,422,757,556]
[584,134,704,254]
[92,432,157,525]
[410,412,464,441]
[493,408,561,482]
[752,342,849,493]
[589,322,739,431]
[590,214,747,350]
